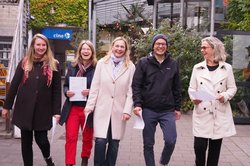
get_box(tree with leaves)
[223,0,250,31]
[29,0,88,29]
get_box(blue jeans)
[142,108,177,166]
[94,122,120,166]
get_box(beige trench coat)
[85,57,135,140]
[188,61,237,139]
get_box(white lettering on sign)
[53,33,64,38]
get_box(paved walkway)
[0,112,250,166]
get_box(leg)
[94,138,108,166]
[142,108,158,166]
[65,106,81,165]
[159,111,177,165]
[34,130,54,166]
[194,137,208,166]
[106,123,120,166]
[81,112,94,159]
[207,138,223,166]
[21,130,33,166]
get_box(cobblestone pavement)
[0,113,250,166]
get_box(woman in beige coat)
[188,36,237,166]
[85,37,135,166]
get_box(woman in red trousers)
[59,40,97,166]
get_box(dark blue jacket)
[59,63,95,126]
[132,52,181,112]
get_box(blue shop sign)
[42,28,72,40]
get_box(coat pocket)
[195,101,212,114]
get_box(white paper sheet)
[69,77,87,101]
[133,111,145,130]
[51,117,57,143]
[189,90,216,102]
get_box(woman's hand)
[122,113,131,121]
[53,114,60,124]
[84,108,93,115]
[66,90,75,98]
[192,99,202,105]
[133,106,142,117]
[216,95,225,103]
[81,89,89,97]
[1,108,10,119]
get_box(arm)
[52,65,62,117]
[122,63,135,120]
[3,60,24,110]
[188,66,202,105]
[85,60,102,113]
[132,59,144,108]
[218,65,237,103]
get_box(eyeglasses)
[155,42,167,47]
[200,46,212,50]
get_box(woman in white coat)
[188,36,237,166]
[85,37,135,166]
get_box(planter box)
[233,117,250,125]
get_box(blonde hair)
[25,33,58,71]
[72,40,97,67]
[104,37,131,67]
[201,36,227,63]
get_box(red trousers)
[65,106,93,165]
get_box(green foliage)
[133,19,203,112]
[222,0,250,31]
[29,0,88,29]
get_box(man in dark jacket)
[132,34,181,166]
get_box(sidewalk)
[0,113,250,166]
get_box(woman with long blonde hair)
[2,33,61,166]
[85,37,135,166]
[60,40,97,166]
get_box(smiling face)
[153,38,167,56]
[80,43,92,61]
[201,41,214,62]
[111,39,126,58]
[33,37,47,59]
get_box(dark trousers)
[194,137,223,166]
[94,122,120,166]
[21,130,50,166]
[142,108,177,166]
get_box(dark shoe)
[81,157,88,166]
[66,165,73,166]
[45,156,55,166]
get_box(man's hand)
[175,111,181,120]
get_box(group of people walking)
[1,33,237,166]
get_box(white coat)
[85,57,135,140]
[188,61,237,139]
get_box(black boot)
[81,157,88,166]
[45,156,55,166]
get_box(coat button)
[217,91,220,93]
[36,90,38,94]
[220,82,222,85]
[36,76,39,79]
[204,108,206,110]
[200,82,203,85]
[111,96,114,98]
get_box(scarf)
[111,54,124,78]
[22,56,53,87]
[76,61,92,77]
